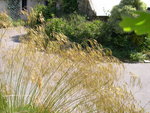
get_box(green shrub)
[33,4,47,14]
[130,52,146,61]
[46,18,67,35]
[68,20,102,43]
[64,13,87,25]
[34,3,56,19]
[45,14,102,43]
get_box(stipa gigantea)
[0,26,146,113]
[0,13,12,29]
[0,43,91,112]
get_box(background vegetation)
[97,0,149,61]
[20,0,149,62]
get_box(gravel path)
[0,27,27,49]
[123,63,150,111]
[0,27,150,112]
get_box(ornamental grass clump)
[0,27,145,112]
[0,13,12,28]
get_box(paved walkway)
[0,27,150,112]
[0,27,26,49]
[124,63,150,111]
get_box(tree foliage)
[97,0,149,61]
[109,0,146,34]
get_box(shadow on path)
[11,34,26,43]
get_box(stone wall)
[0,0,45,19]
[0,0,96,17]
[0,0,8,13]
[26,0,44,11]
[78,0,96,16]
[0,0,45,13]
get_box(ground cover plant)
[0,26,146,112]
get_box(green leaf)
[120,11,150,37]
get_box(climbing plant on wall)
[7,0,20,19]
[62,0,78,13]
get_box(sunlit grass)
[0,12,145,113]
[0,13,12,28]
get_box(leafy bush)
[45,14,102,43]
[68,20,102,43]
[33,4,47,14]
[0,13,12,28]
[33,3,56,20]
[64,13,87,26]
[46,18,67,35]
[78,20,101,40]
[130,52,146,61]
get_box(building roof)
[90,0,150,16]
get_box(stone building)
[0,0,47,12]
[78,0,150,16]
[0,0,46,18]
[0,0,150,18]
[78,0,96,16]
